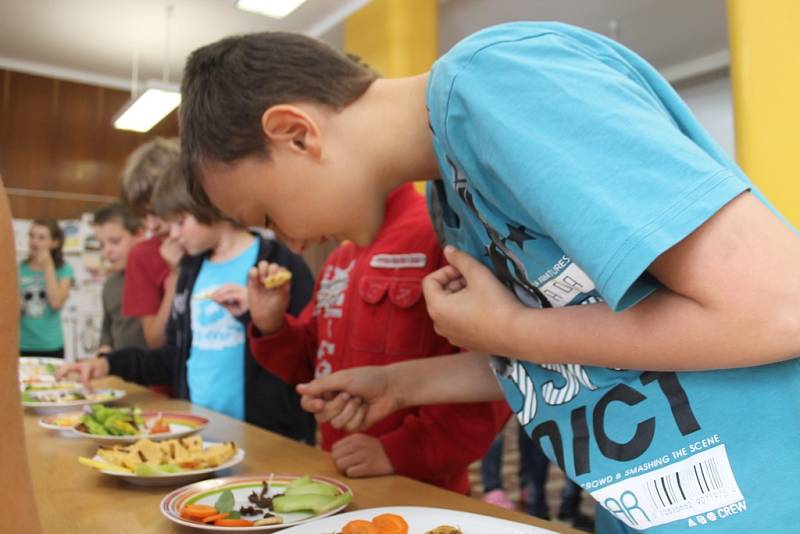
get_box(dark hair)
[151,162,224,225]
[180,32,378,184]
[31,218,64,268]
[93,203,143,234]
[120,137,181,211]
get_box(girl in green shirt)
[18,218,73,357]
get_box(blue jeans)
[524,431,583,518]
[480,423,537,492]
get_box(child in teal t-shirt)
[19,219,74,356]
[178,23,800,532]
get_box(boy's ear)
[260,105,322,159]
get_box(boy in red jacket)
[246,184,508,493]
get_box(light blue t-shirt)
[187,238,258,420]
[427,22,800,532]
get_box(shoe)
[481,489,515,510]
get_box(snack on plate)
[426,527,463,534]
[263,270,292,289]
[92,436,236,473]
[341,513,410,534]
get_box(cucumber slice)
[284,482,338,497]
[287,474,313,488]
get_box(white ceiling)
[0,0,728,90]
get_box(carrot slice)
[213,518,255,527]
[342,519,379,534]
[202,512,229,524]
[372,513,409,534]
[181,504,217,519]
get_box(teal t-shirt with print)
[426,22,800,532]
[19,261,74,352]
[187,238,258,420]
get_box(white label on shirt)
[538,262,596,307]
[370,253,426,269]
[589,445,746,530]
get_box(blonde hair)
[120,137,180,210]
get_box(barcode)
[589,444,746,530]
[646,456,727,510]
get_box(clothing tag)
[589,444,746,530]
[369,253,426,269]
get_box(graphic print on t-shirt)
[191,294,244,350]
[313,260,355,378]
[438,156,747,531]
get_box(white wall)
[675,74,736,158]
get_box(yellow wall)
[728,0,800,226]
[345,0,438,193]
[344,0,437,78]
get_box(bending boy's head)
[180,32,384,251]
[152,163,230,256]
[92,203,143,273]
[120,137,180,235]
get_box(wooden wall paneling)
[0,69,178,220]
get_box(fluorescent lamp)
[113,81,181,133]
[236,0,307,19]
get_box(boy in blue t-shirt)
[177,23,800,531]
[58,166,315,442]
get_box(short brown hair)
[93,203,143,234]
[120,137,180,211]
[151,163,224,225]
[180,32,378,184]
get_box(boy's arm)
[139,270,177,349]
[298,352,505,432]
[98,307,112,351]
[249,301,318,384]
[426,193,800,371]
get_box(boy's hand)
[159,236,185,270]
[423,246,524,355]
[212,284,249,316]
[248,261,291,335]
[331,434,394,478]
[55,357,110,391]
[296,366,401,431]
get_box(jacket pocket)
[350,276,426,356]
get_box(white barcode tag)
[589,445,746,530]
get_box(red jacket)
[249,184,509,493]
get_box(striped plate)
[160,474,353,531]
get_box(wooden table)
[24,377,577,533]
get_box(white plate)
[91,441,245,486]
[280,506,557,533]
[22,388,126,414]
[71,410,210,444]
[38,411,84,437]
[160,473,352,531]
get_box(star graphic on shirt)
[507,224,534,248]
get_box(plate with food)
[79,435,244,486]
[38,411,85,437]
[161,473,352,531]
[21,388,125,414]
[71,404,209,443]
[18,356,74,390]
[280,506,557,533]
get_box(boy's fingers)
[344,404,368,432]
[442,246,480,278]
[329,397,362,429]
[312,392,352,423]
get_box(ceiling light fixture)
[235,0,307,19]
[113,5,180,132]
